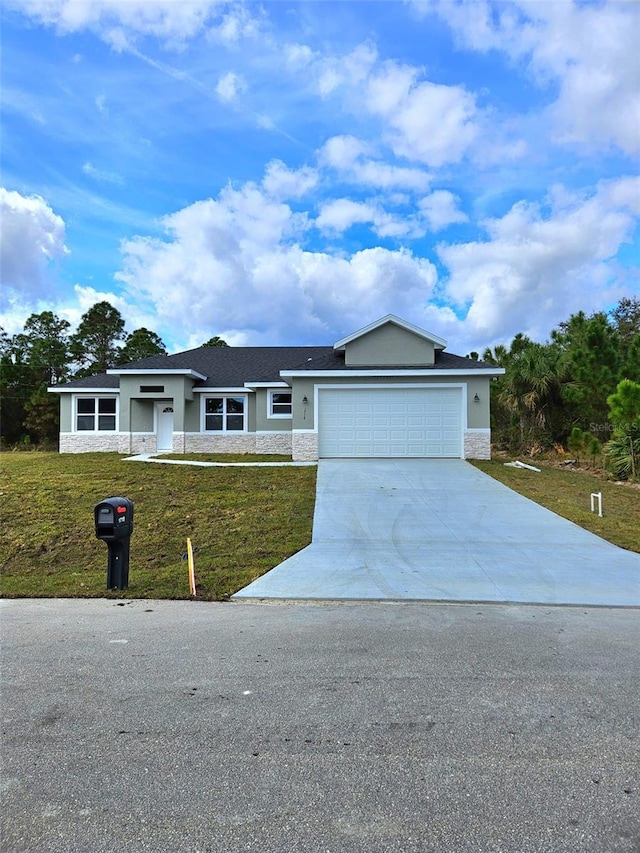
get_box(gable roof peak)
[333,314,447,352]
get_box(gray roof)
[288,350,496,372]
[123,346,334,385]
[54,345,495,391]
[54,373,120,390]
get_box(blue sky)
[1,0,638,355]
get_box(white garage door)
[318,387,463,458]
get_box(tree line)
[0,300,227,447]
[1,297,638,478]
[482,297,640,479]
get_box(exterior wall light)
[302,396,309,405]
[474,393,480,403]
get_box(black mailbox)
[95,497,134,539]
[94,497,134,590]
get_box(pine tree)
[116,328,167,365]
[70,301,125,376]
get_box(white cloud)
[419,191,468,231]
[317,42,378,96]
[129,171,630,352]
[82,161,124,185]
[262,160,318,200]
[284,42,316,69]
[316,199,377,233]
[0,188,68,302]
[7,1,266,50]
[315,197,426,240]
[435,177,640,346]
[320,135,370,169]
[600,176,640,215]
[215,71,246,103]
[353,160,431,192]
[8,0,217,46]
[412,0,640,155]
[114,181,437,346]
[365,61,479,166]
[207,4,265,45]
[319,135,431,191]
[310,42,482,168]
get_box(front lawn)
[0,453,316,600]
[471,459,640,554]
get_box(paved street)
[2,598,639,852]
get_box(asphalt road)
[1,598,639,853]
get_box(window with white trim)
[269,390,292,417]
[204,396,246,431]
[75,397,117,431]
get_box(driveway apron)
[233,459,640,605]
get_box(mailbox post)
[94,497,134,590]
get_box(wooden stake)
[186,537,196,596]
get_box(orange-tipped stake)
[187,537,197,597]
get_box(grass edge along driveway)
[471,459,640,555]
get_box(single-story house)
[49,315,504,461]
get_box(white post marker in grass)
[187,537,197,597]
[590,492,603,518]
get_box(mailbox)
[95,497,134,540]
[94,497,134,590]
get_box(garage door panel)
[391,415,408,427]
[318,387,462,458]
[407,427,425,438]
[390,429,410,440]
[425,429,445,440]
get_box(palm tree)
[498,342,564,449]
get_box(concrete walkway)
[234,459,640,606]
[122,453,315,467]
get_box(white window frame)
[267,389,292,419]
[201,394,248,433]
[73,395,119,433]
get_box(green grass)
[0,453,316,600]
[471,459,640,554]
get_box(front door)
[156,404,174,452]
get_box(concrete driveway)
[234,459,640,606]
